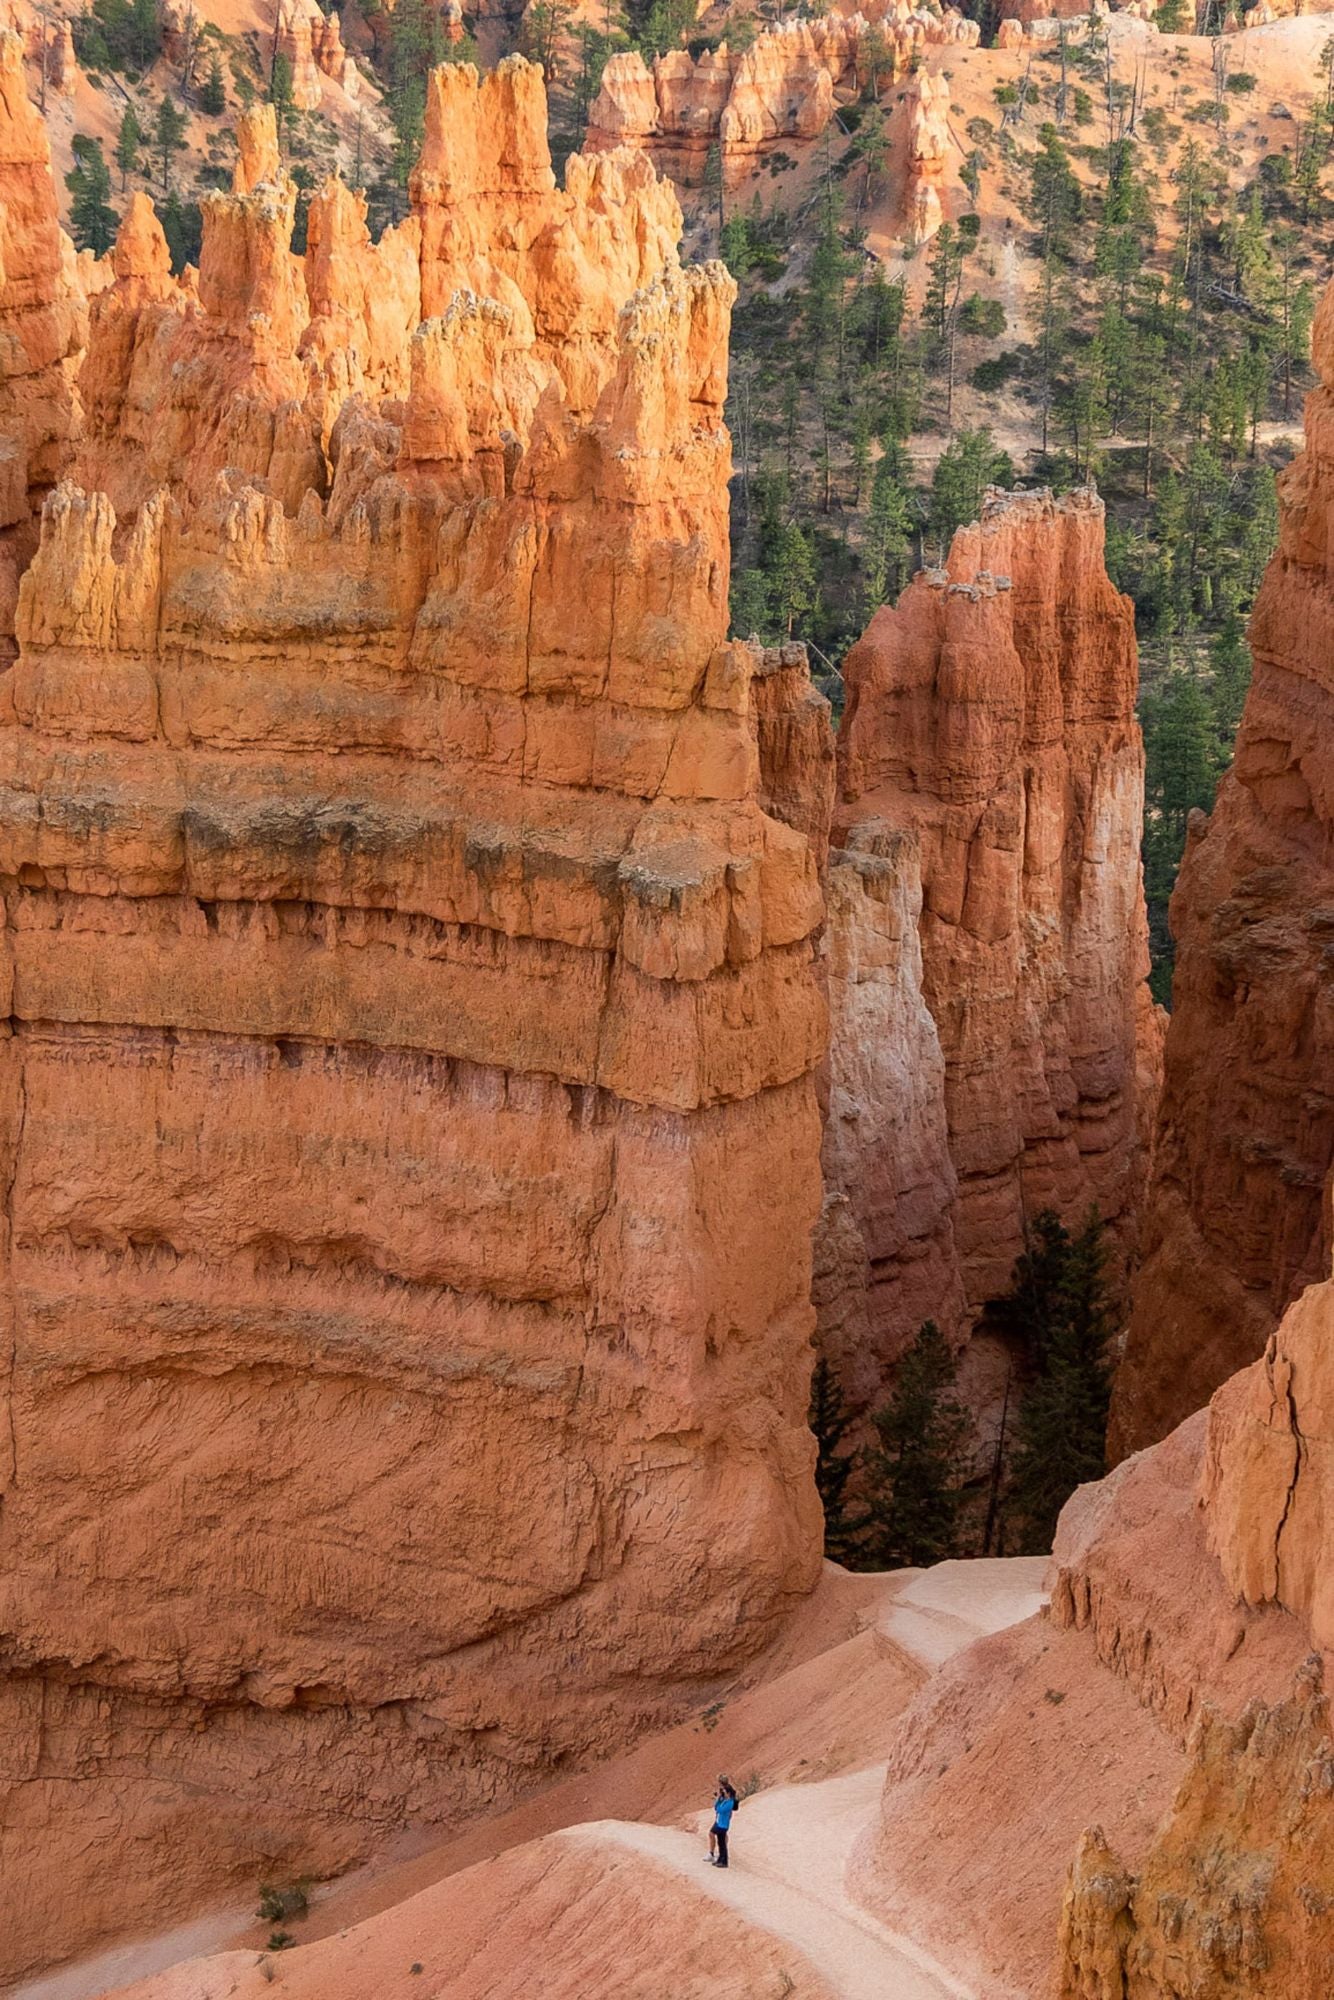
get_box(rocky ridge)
[587,0,977,221]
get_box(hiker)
[707,1775,739,1868]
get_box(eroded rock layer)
[1056,1659,1334,1999]
[587,0,977,204]
[822,489,1154,1407]
[0,59,828,1984]
[1111,277,1334,1461]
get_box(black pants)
[714,1825,728,1867]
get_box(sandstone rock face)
[1202,1264,1334,1651]
[0,28,84,620]
[1111,278,1334,1461]
[274,0,357,106]
[587,3,978,190]
[0,58,828,1985]
[824,489,1153,1402]
[1056,1658,1334,1999]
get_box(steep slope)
[1111,270,1334,1458]
[0,59,831,1986]
[822,487,1156,1407]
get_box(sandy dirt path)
[590,1772,972,2000]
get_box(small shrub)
[267,1931,297,1952]
[960,293,1006,338]
[971,350,1024,391]
[257,1880,310,1924]
[1226,70,1257,94]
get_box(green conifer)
[1007,1212,1115,1555]
[861,1321,969,1570]
[808,1355,862,1564]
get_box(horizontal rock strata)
[0,59,829,1983]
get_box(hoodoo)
[822,488,1156,1410]
[0,58,830,1983]
[586,1,978,198]
[0,29,85,641]
[1111,275,1334,1460]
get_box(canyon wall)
[1110,274,1334,1461]
[587,0,977,205]
[821,489,1155,1411]
[0,57,829,1984]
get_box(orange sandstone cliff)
[1111,273,1334,1461]
[821,489,1156,1410]
[0,59,831,1984]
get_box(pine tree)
[808,1355,861,1564]
[850,104,886,209]
[152,94,187,196]
[987,1208,1077,1364]
[703,141,725,235]
[130,0,159,70]
[1006,1212,1115,1554]
[160,190,202,274]
[66,135,118,256]
[1209,610,1251,742]
[861,1321,969,1570]
[923,221,962,346]
[269,52,295,144]
[1145,666,1224,837]
[200,51,226,115]
[115,105,142,190]
[929,427,1011,547]
[729,562,771,642]
[1028,123,1082,262]
[770,520,817,638]
[383,0,456,199]
[864,462,912,611]
[719,213,751,279]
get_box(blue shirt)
[714,1794,736,1829]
